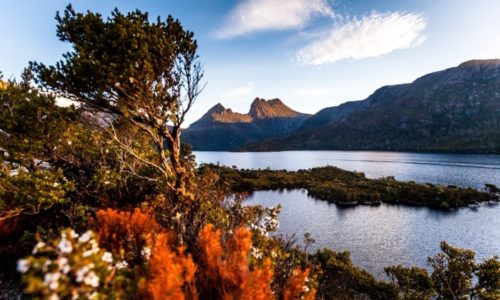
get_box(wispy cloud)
[215,0,334,39]
[296,12,427,65]
[223,82,254,98]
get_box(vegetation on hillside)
[0,5,498,300]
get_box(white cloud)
[216,0,334,39]
[223,82,254,98]
[296,12,427,65]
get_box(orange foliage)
[94,208,161,258]
[283,267,316,300]
[145,233,197,300]
[198,224,274,300]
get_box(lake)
[194,151,500,277]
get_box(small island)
[204,164,499,209]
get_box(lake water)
[194,151,500,277]
[246,190,500,278]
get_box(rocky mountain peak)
[248,97,300,119]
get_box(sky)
[1,0,500,126]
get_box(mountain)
[245,59,500,153]
[183,98,311,150]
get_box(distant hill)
[183,98,311,150]
[244,59,500,153]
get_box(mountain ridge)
[183,98,311,150]
[243,59,500,153]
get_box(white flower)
[84,271,100,287]
[32,241,46,254]
[53,182,59,187]
[141,247,151,260]
[83,249,96,258]
[104,181,110,185]
[67,140,72,145]
[101,252,113,263]
[302,285,310,292]
[76,266,89,283]
[44,272,61,290]
[57,257,69,273]
[16,259,30,273]
[57,238,73,254]
[251,247,263,260]
[78,231,92,243]
[115,260,128,269]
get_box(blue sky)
[1,0,500,126]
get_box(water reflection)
[246,189,500,278]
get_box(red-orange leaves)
[94,208,161,263]
[146,233,196,300]
[198,224,274,300]
[284,268,316,300]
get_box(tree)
[385,265,434,299]
[0,73,77,222]
[31,5,204,198]
[475,256,500,300]
[427,241,476,299]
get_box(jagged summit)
[190,98,307,128]
[248,98,301,119]
[193,103,252,127]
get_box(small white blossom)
[102,252,113,263]
[67,140,72,145]
[32,241,46,254]
[251,247,263,260]
[56,257,68,271]
[78,231,92,243]
[76,266,89,283]
[17,259,30,273]
[84,271,100,288]
[302,285,310,292]
[115,260,128,269]
[57,238,73,254]
[44,272,61,290]
[141,246,151,260]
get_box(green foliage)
[385,265,434,299]
[31,4,204,195]
[0,168,75,220]
[207,164,493,209]
[311,248,398,299]
[427,241,476,299]
[0,73,76,171]
[475,256,500,300]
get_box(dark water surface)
[194,151,500,277]
[247,190,500,278]
[195,151,500,189]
